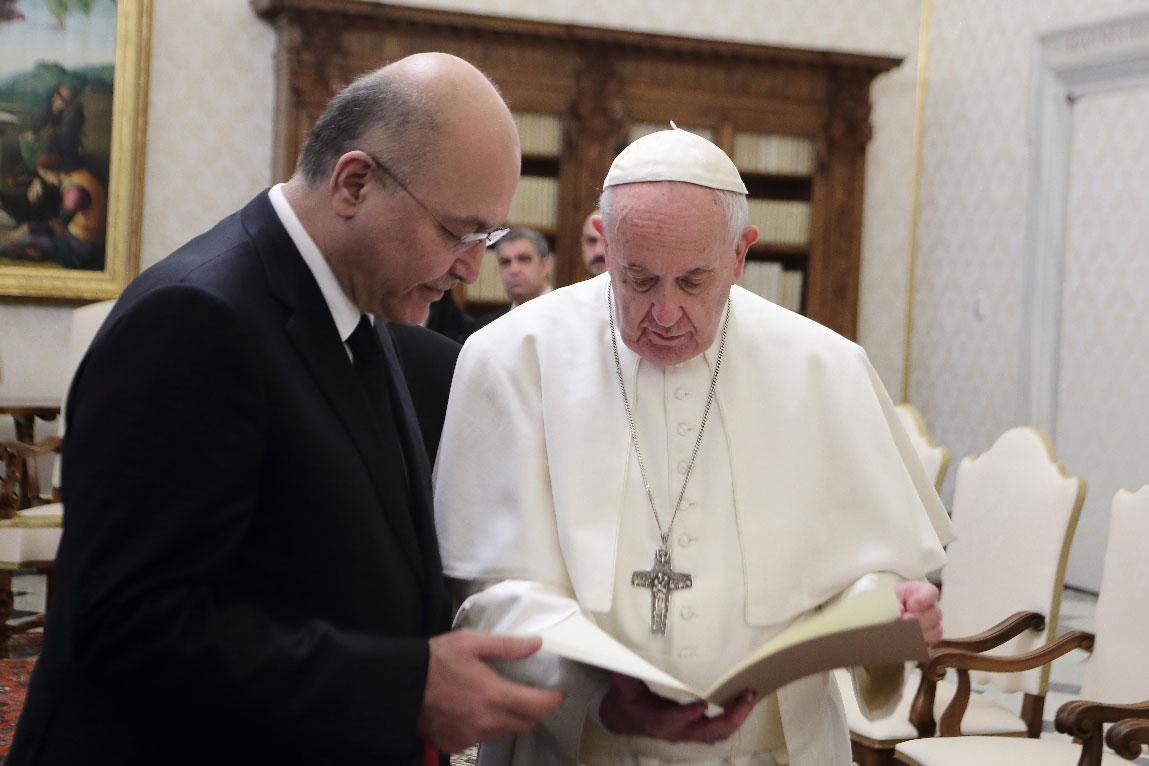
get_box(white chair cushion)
[895,735,1130,766]
[838,669,1027,744]
[17,503,63,520]
[0,504,63,564]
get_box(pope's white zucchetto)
[602,124,748,195]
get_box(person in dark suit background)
[8,53,562,766]
[388,322,460,464]
[423,291,477,345]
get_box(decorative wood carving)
[252,0,899,339]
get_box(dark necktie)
[346,315,412,508]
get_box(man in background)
[580,208,607,275]
[9,52,562,766]
[475,227,552,328]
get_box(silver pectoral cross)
[631,548,692,635]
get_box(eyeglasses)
[364,152,509,251]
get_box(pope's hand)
[897,580,942,646]
[417,629,565,753]
[599,673,759,744]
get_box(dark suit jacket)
[472,304,511,334]
[9,192,453,766]
[387,324,460,466]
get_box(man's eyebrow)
[451,215,506,232]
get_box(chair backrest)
[940,427,1085,695]
[1080,486,1149,703]
[895,403,950,491]
[50,299,116,489]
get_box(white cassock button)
[678,533,698,547]
[677,460,689,475]
[678,647,696,659]
[680,606,696,620]
[677,422,692,436]
[674,387,690,400]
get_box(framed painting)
[0,0,151,299]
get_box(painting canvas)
[0,0,151,299]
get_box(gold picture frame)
[0,0,152,299]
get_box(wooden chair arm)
[931,610,1046,652]
[1050,699,1149,766]
[928,630,1095,737]
[909,612,1049,737]
[1056,698,1149,738]
[1106,715,1149,761]
[928,629,1095,677]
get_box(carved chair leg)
[1076,730,1105,766]
[1021,693,1046,738]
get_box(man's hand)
[417,629,565,754]
[897,580,942,646]
[599,673,759,744]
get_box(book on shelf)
[508,176,559,228]
[511,580,927,708]
[748,199,811,246]
[739,260,783,304]
[733,132,816,176]
[780,269,804,313]
[466,249,507,304]
[513,112,562,157]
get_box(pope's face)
[603,182,755,367]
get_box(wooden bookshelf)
[253,0,900,339]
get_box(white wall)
[0,0,922,408]
[910,0,1149,589]
[1056,86,1149,591]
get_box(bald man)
[580,208,608,275]
[8,54,562,766]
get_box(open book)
[511,581,928,708]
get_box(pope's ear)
[732,225,758,281]
[592,214,605,237]
[329,152,373,219]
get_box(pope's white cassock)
[434,273,955,766]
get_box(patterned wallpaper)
[1057,87,1149,590]
[910,0,1149,588]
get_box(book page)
[704,582,926,704]
[514,609,702,699]
[520,580,928,707]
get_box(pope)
[434,127,955,765]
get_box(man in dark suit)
[8,52,562,765]
[388,322,460,464]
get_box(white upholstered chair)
[0,299,115,655]
[895,486,1149,766]
[840,427,1086,765]
[895,403,950,491]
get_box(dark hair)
[295,69,436,185]
[496,228,551,259]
